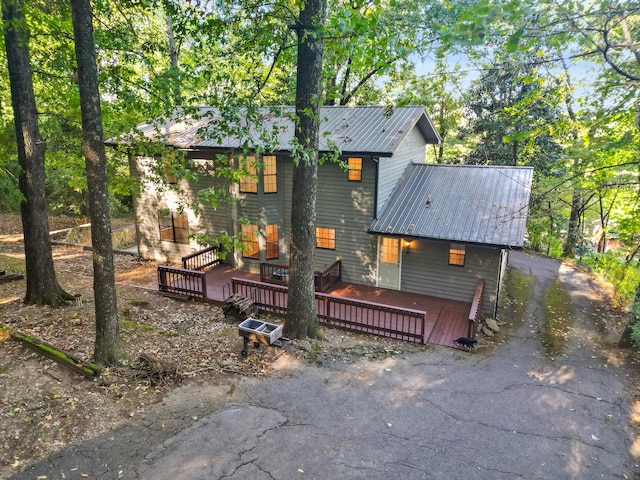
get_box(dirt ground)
[0,213,416,478]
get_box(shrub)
[579,251,640,308]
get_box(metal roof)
[369,164,534,247]
[112,106,441,156]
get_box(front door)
[377,237,401,289]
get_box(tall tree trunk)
[562,189,583,257]
[284,0,326,339]
[165,14,181,103]
[559,59,584,259]
[3,0,72,306]
[71,0,125,365]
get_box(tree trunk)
[284,0,326,339]
[165,14,181,102]
[2,0,72,307]
[562,189,582,258]
[71,0,126,365]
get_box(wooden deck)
[199,264,471,349]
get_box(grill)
[238,318,283,356]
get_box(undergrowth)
[579,251,640,348]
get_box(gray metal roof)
[369,164,533,247]
[113,106,440,156]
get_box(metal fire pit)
[238,318,283,356]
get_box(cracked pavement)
[10,251,639,479]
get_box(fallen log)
[0,323,101,379]
[0,273,24,284]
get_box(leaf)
[506,29,525,52]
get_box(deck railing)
[315,259,342,293]
[158,265,207,299]
[182,246,222,271]
[259,262,290,287]
[316,293,426,343]
[259,259,342,293]
[467,279,485,338]
[231,277,427,344]
[233,277,289,316]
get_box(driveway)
[10,251,639,479]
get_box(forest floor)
[0,213,417,478]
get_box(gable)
[369,164,533,247]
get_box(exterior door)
[377,237,401,289]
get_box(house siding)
[316,157,378,285]
[400,239,501,314]
[376,127,427,217]
[275,157,378,285]
[129,155,231,264]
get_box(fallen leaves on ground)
[0,214,415,477]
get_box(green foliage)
[579,251,640,309]
[0,159,23,212]
[458,59,563,170]
[391,61,466,163]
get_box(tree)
[284,0,327,339]
[2,0,72,306]
[393,61,464,163]
[70,0,126,365]
[459,58,563,169]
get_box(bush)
[579,251,640,308]
[0,160,23,212]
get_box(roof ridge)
[415,163,534,170]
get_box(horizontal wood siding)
[315,158,378,286]
[400,240,500,314]
[129,155,231,264]
[192,162,233,249]
[377,128,427,217]
[280,158,377,286]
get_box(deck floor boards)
[197,264,472,348]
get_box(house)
[114,106,532,316]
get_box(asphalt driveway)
[11,251,639,479]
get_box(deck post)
[201,274,207,298]
[158,266,167,292]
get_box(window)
[239,156,257,193]
[241,224,259,258]
[347,157,362,181]
[381,237,399,263]
[449,244,466,266]
[158,210,189,244]
[266,224,279,259]
[263,156,277,193]
[316,227,336,250]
